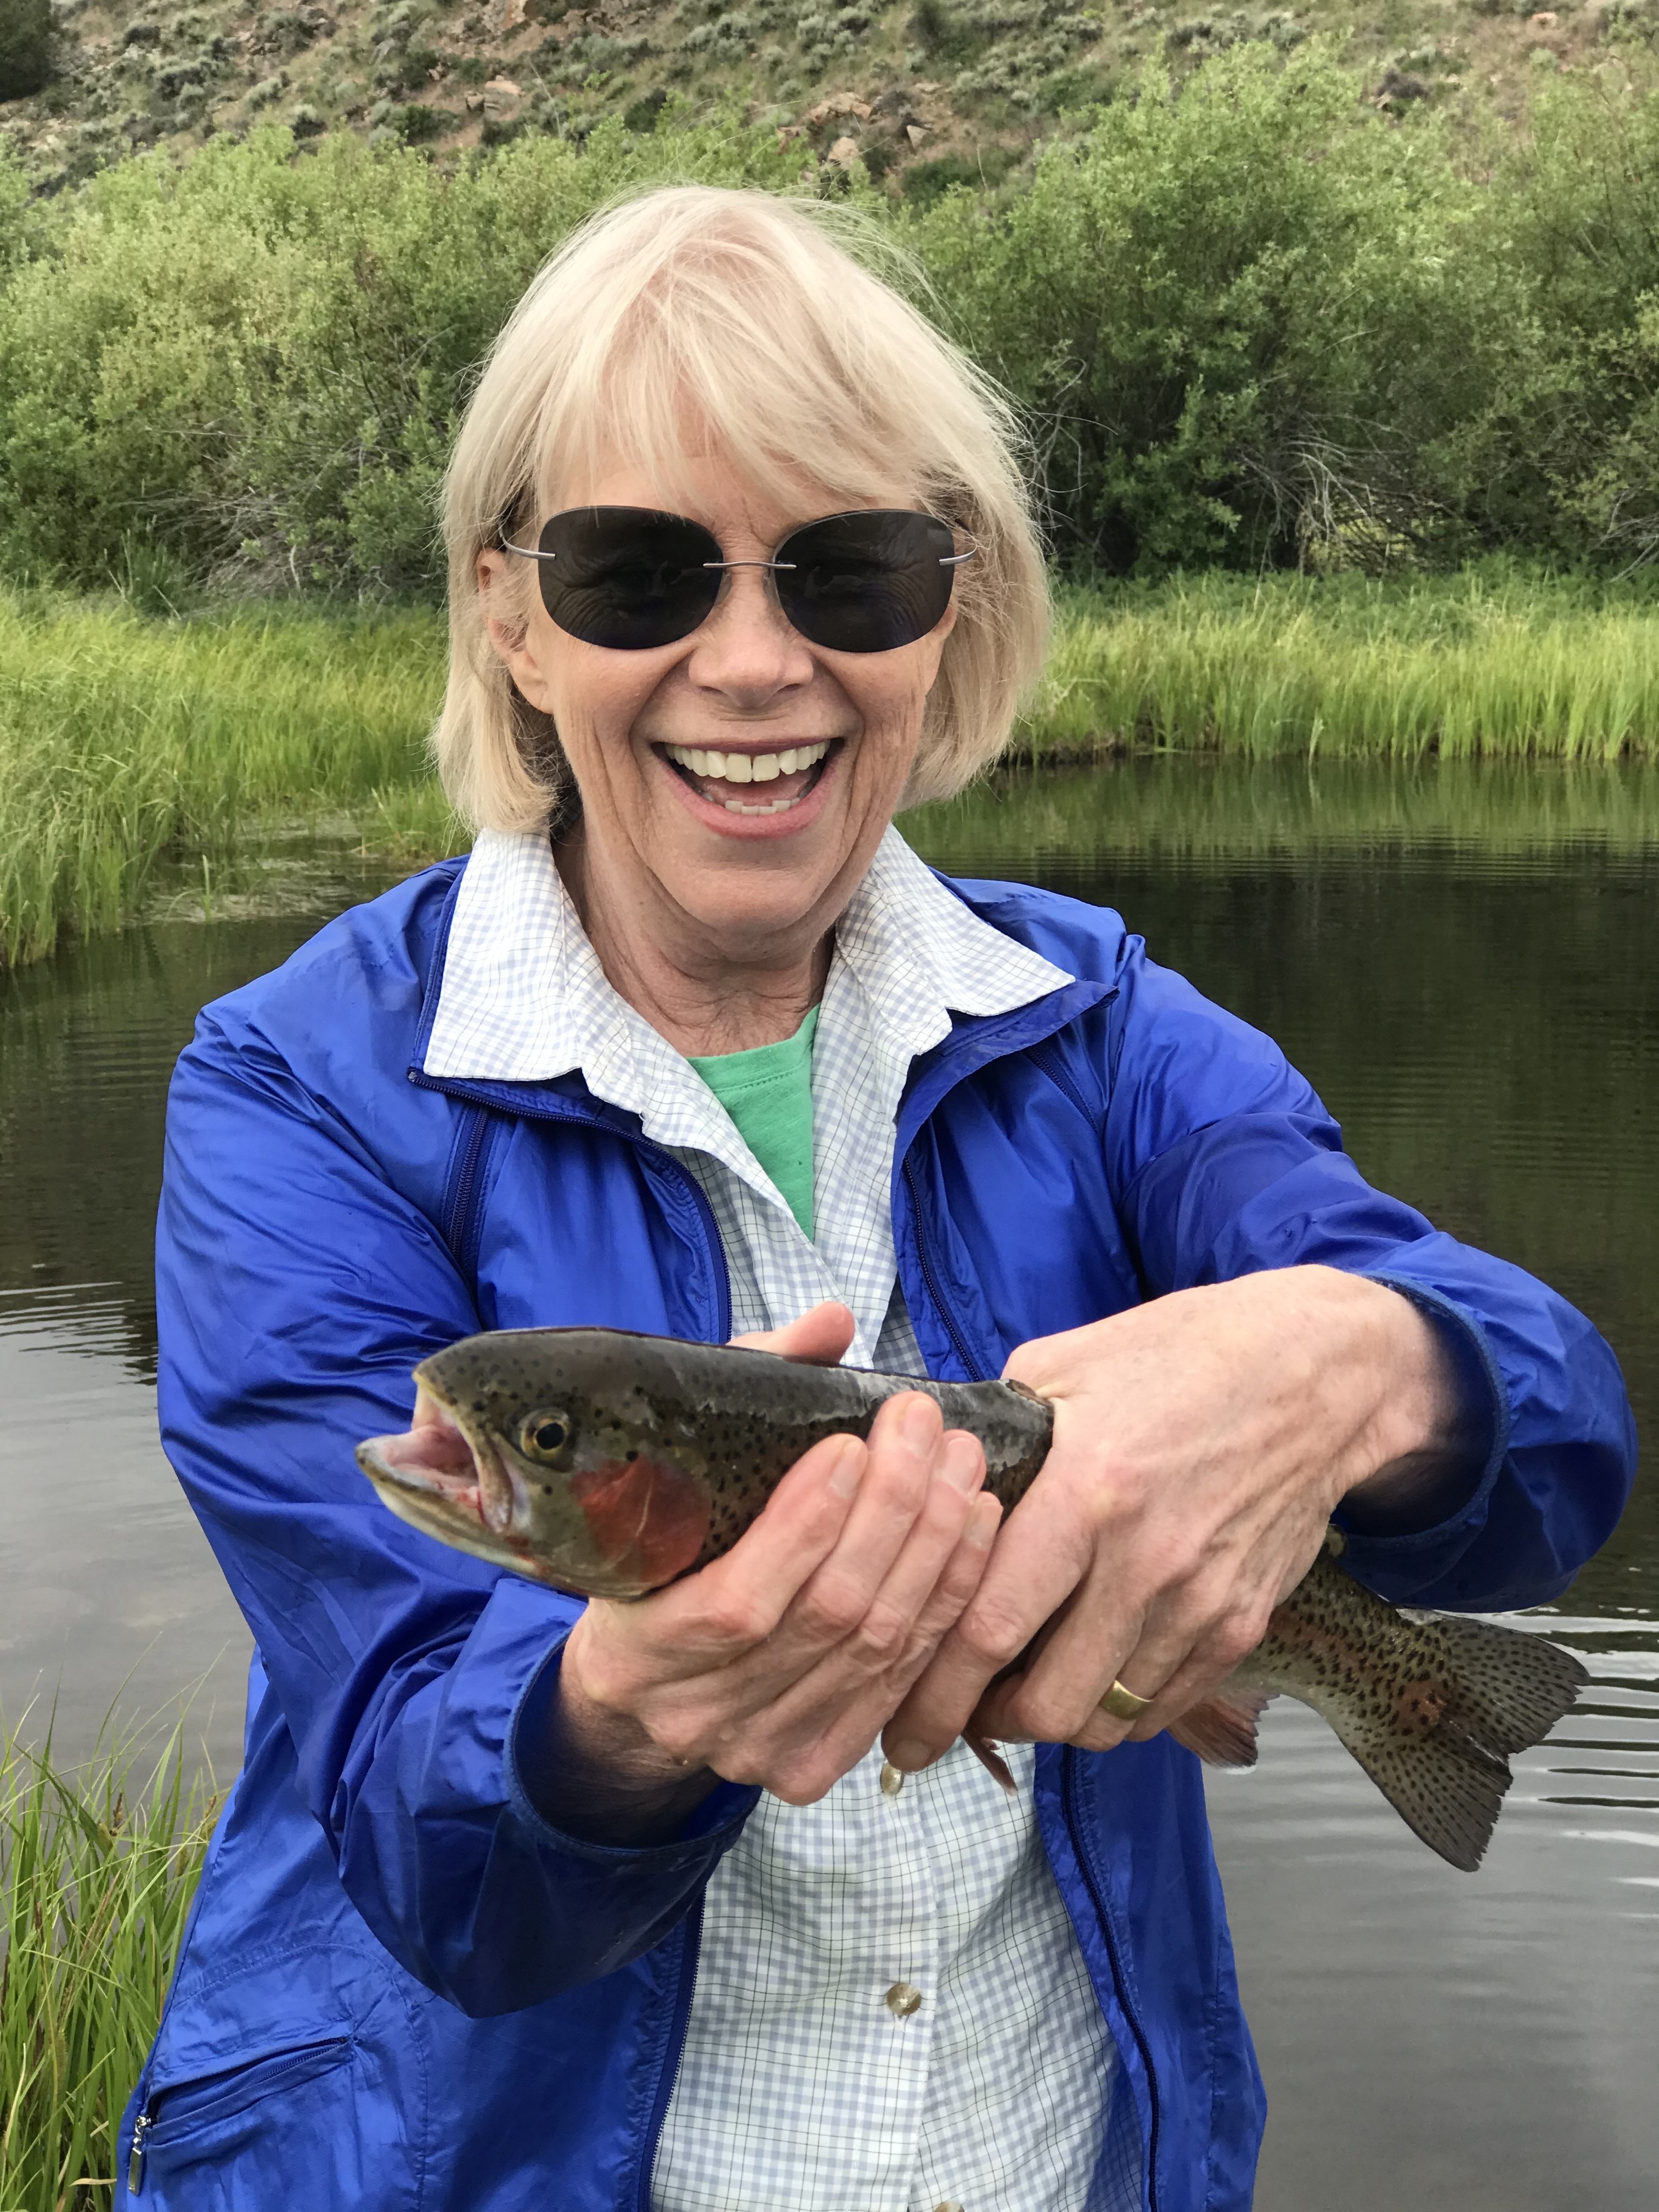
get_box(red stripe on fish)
[569,1457,712,1587]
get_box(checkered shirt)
[422,825,1139,2212]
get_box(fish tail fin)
[1169,1688,1272,1768]
[1326,1617,1588,1874]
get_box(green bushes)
[906,43,1512,569]
[0,0,54,102]
[7,46,1659,589]
[0,116,803,595]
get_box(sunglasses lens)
[774,511,958,653]
[534,508,723,649]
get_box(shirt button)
[884,1981,923,2018]
[879,1760,905,1797]
[934,2202,966,2211]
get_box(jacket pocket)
[128,2035,353,2200]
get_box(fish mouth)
[357,1387,517,1536]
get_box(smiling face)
[475,450,957,981]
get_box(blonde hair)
[436,184,1048,831]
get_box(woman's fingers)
[732,1481,1003,1803]
[772,1393,951,1661]
[879,1475,1100,1769]
[732,1301,856,1366]
[628,1429,868,1668]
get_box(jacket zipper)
[128,2108,153,2194]
[440,1104,493,1271]
[129,2039,353,2196]
[636,1895,705,2211]
[1062,1751,1161,2212]
[903,1159,1165,2203]
[901,1154,983,1380]
[409,1074,733,1341]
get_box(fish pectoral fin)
[963,1725,1018,1793]
[1167,1688,1271,1768]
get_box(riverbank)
[0,1724,215,2212]
[5,569,1659,967]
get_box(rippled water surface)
[1,759,1652,2209]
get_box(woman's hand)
[881,1267,1467,1771]
[539,1303,1000,1842]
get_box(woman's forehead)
[542,442,916,536]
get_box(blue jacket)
[120,858,1635,2211]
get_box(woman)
[121,188,1634,2210]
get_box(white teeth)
[664,740,830,787]
[724,794,802,814]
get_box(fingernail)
[940,1434,984,1496]
[966,1494,1001,1545]
[899,1393,941,1449]
[887,1737,935,1772]
[828,1439,865,1499]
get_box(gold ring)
[1101,1679,1155,1722]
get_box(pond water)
[1,759,1653,2210]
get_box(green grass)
[1024,569,1659,764]
[5,569,1659,969]
[0,593,458,967]
[0,1724,218,2212]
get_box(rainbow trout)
[357,1325,1587,1871]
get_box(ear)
[476,546,558,714]
[917,591,959,694]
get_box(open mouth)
[357,1397,514,1533]
[659,738,837,817]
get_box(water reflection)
[1,759,1654,2209]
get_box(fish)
[357,1325,1588,1872]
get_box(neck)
[556,830,834,1057]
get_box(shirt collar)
[419,823,1073,1104]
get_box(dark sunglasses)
[499,506,972,654]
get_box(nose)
[685,563,815,705]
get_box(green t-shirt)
[689,1005,819,1239]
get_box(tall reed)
[5,572,1658,970]
[1023,571,1659,763]
[0,594,452,966]
[0,1723,217,2212]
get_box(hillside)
[3,0,1647,197]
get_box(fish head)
[355,1329,715,1599]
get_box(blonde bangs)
[437,186,1048,833]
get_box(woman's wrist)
[529,1651,720,1848]
[1333,1274,1485,1533]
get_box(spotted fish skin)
[357,1326,1588,1870]
[1233,1546,1589,1872]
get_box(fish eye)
[519,1411,572,1464]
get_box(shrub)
[0,0,54,100]
[906,41,1517,571]
[0,119,809,592]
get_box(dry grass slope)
[8,0,1658,195]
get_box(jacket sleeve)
[1102,941,1637,1612]
[156,1005,758,2018]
